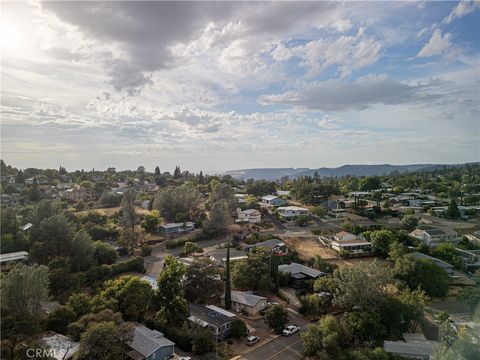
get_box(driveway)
[264,211,286,230]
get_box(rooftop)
[278,262,324,279]
[221,290,267,307]
[161,222,195,229]
[411,252,454,270]
[246,238,285,251]
[189,304,235,327]
[0,251,29,264]
[277,206,308,211]
[40,332,79,360]
[128,324,174,358]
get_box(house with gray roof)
[245,238,288,254]
[410,228,459,247]
[188,304,236,340]
[221,290,267,316]
[383,333,438,359]
[410,252,455,276]
[127,324,175,360]
[278,262,325,288]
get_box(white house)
[331,239,373,255]
[333,231,357,242]
[221,290,267,316]
[410,228,459,247]
[277,206,309,219]
[160,222,195,234]
[261,195,285,207]
[236,208,261,223]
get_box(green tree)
[445,199,461,219]
[71,230,96,272]
[94,241,118,265]
[301,315,343,359]
[141,210,160,233]
[341,311,385,346]
[264,304,288,334]
[224,241,232,310]
[76,320,133,360]
[402,214,419,230]
[66,292,92,317]
[230,319,248,338]
[333,261,392,310]
[45,305,77,334]
[153,183,201,220]
[394,255,449,297]
[156,255,188,323]
[101,275,153,321]
[184,241,202,255]
[1,263,49,321]
[458,286,480,311]
[121,188,137,254]
[29,178,41,202]
[431,243,463,269]
[205,200,233,235]
[184,258,223,303]
[369,230,397,257]
[232,248,272,291]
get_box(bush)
[141,244,152,257]
[145,319,193,352]
[165,237,190,249]
[184,241,202,255]
[230,319,248,338]
[264,304,288,334]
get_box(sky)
[1,1,479,173]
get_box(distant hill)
[224,163,473,181]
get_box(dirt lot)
[75,206,152,216]
[328,256,388,268]
[280,231,337,260]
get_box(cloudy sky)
[1,1,479,173]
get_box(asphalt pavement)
[242,332,304,360]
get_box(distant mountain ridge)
[225,163,474,181]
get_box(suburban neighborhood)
[0,160,479,360]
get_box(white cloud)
[444,1,480,24]
[417,29,453,58]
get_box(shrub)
[230,319,248,338]
[141,244,152,257]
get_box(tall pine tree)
[224,241,232,310]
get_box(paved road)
[242,332,304,360]
[242,308,307,360]
[264,211,286,230]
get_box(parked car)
[282,325,299,336]
[179,357,191,360]
[246,336,260,346]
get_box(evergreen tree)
[224,241,232,310]
[15,170,25,184]
[29,178,41,202]
[198,170,205,184]
[445,199,461,219]
[173,166,181,179]
[154,166,161,176]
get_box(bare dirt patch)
[280,231,337,260]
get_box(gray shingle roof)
[278,262,323,279]
[384,340,438,357]
[221,290,267,307]
[189,304,234,327]
[128,325,174,358]
[410,252,454,270]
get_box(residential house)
[159,222,195,234]
[410,252,455,276]
[0,193,20,208]
[261,195,285,207]
[25,176,48,185]
[221,290,267,316]
[236,208,261,223]
[333,231,358,242]
[277,206,309,219]
[383,333,438,360]
[63,187,96,202]
[276,190,290,197]
[245,238,288,254]
[278,262,324,288]
[188,304,236,340]
[127,324,175,360]
[331,238,372,255]
[410,228,459,247]
[454,248,480,270]
[32,331,79,360]
[234,194,247,204]
[0,251,29,270]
